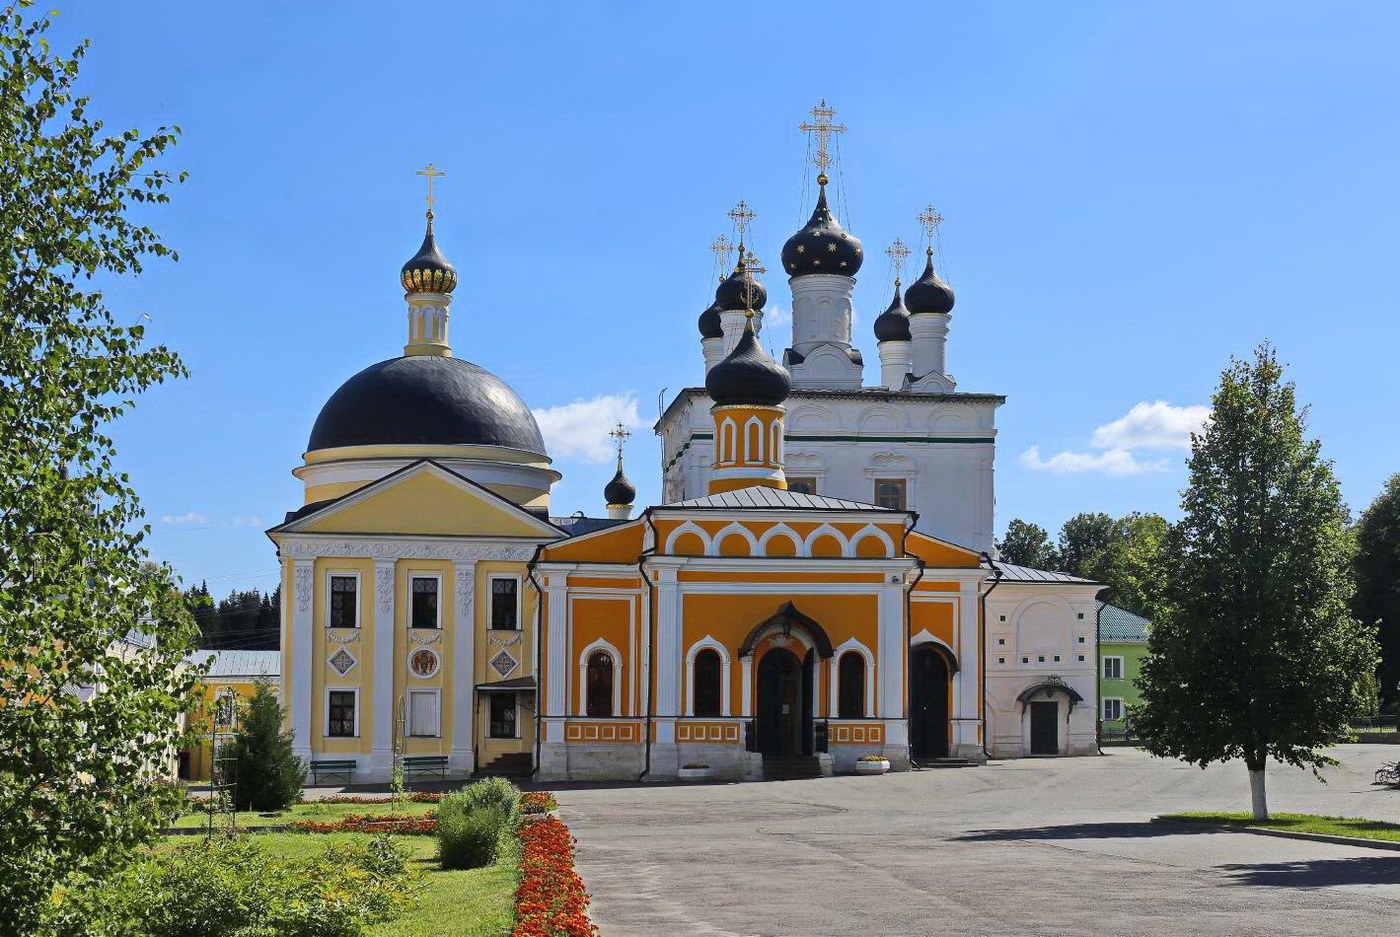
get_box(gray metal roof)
[662,487,896,512]
[984,560,1098,584]
[187,649,282,680]
[1098,601,1151,642]
[552,515,630,537]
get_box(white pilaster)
[740,655,753,717]
[290,559,314,759]
[449,561,477,775]
[953,578,984,759]
[878,582,909,766]
[544,574,570,718]
[369,561,396,778]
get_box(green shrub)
[459,775,521,815]
[231,680,307,811]
[48,833,420,936]
[439,803,512,870]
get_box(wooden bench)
[402,755,449,784]
[308,759,356,786]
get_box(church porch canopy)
[738,601,835,659]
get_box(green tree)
[1133,344,1375,819]
[997,518,1056,568]
[1353,474,1400,710]
[230,682,306,811]
[0,4,197,928]
[1053,512,1122,580]
[1098,512,1168,619]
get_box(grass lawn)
[171,799,439,829]
[1164,811,1400,842]
[157,831,517,936]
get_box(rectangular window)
[874,478,907,511]
[490,578,518,631]
[408,689,440,737]
[1103,656,1124,680]
[787,476,817,495]
[411,576,439,629]
[1102,698,1124,722]
[329,576,358,628]
[489,693,517,738]
[327,690,356,737]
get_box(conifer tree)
[231,682,306,812]
[1134,344,1375,819]
[1354,474,1400,709]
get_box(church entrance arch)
[910,644,951,760]
[756,647,811,757]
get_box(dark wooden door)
[757,648,802,756]
[1030,701,1059,755]
[910,645,950,760]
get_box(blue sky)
[50,1,1400,595]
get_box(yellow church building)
[271,116,1103,783]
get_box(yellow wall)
[301,471,549,537]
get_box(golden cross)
[709,234,734,277]
[608,422,631,463]
[799,99,847,172]
[885,238,911,280]
[917,204,944,250]
[415,163,446,211]
[742,250,766,276]
[727,200,756,243]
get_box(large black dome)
[781,183,863,278]
[705,325,790,407]
[308,355,547,455]
[904,250,955,316]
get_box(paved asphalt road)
[556,745,1400,936]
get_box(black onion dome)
[604,465,636,506]
[904,250,955,315]
[698,296,723,338]
[715,257,767,313]
[705,323,791,407]
[873,281,912,342]
[781,183,863,277]
[399,214,458,294]
[308,355,546,455]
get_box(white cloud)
[532,394,643,463]
[231,515,263,527]
[1090,401,1210,451]
[160,511,206,525]
[1019,445,1167,476]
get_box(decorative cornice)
[280,536,538,563]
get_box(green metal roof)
[1098,601,1150,642]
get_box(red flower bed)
[310,792,444,805]
[513,815,597,937]
[289,812,438,835]
[520,792,559,815]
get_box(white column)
[878,582,908,764]
[290,559,314,759]
[369,561,396,779]
[449,561,477,775]
[649,560,684,778]
[539,569,572,781]
[952,577,984,759]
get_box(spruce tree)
[1134,344,1375,819]
[1354,474,1400,710]
[231,682,306,811]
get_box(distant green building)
[1098,602,1150,740]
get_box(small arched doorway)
[910,644,951,760]
[756,647,810,756]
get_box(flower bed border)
[512,815,596,937]
[289,812,438,835]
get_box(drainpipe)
[1095,592,1106,755]
[637,508,658,782]
[900,512,924,769]
[527,544,546,782]
[977,553,1004,760]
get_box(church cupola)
[401,164,456,357]
[400,212,459,296]
[604,423,636,520]
[715,242,768,356]
[905,205,956,391]
[874,239,914,390]
[781,102,864,391]
[699,293,726,373]
[705,309,791,495]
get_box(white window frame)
[487,692,520,739]
[1102,697,1125,722]
[408,573,442,630]
[1103,655,1124,680]
[325,570,361,629]
[684,636,732,717]
[577,637,624,717]
[324,686,360,738]
[488,574,522,632]
[407,687,442,738]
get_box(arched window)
[586,651,614,717]
[838,653,865,719]
[692,648,722,717]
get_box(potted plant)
[854,754,890,775]
[677,763,713,781]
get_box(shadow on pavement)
[1216,856,1400,888]
[955,821,1218,842]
